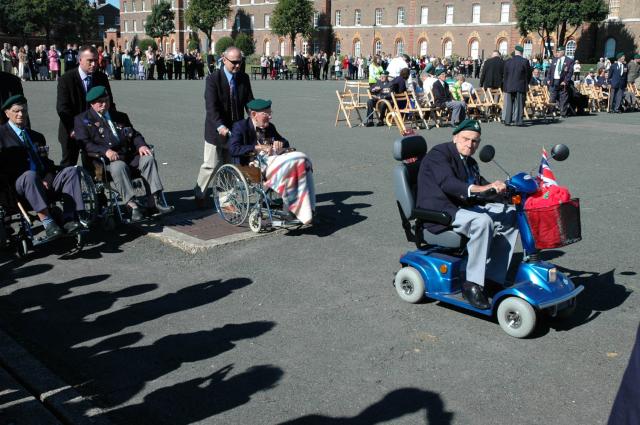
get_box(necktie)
[556,58,563,77]
[229,75,238,121]
[85,74,93,92]
[463,158,476,184]
[620,63,624,76]
[20,129,42,172]
[229,75,236,98]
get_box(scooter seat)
[422,228,464,249]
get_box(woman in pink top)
[48,45,60,79]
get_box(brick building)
[118,0,640,61]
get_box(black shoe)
[462,281,491,310]
[153,194,175,215]
[129,206,145,222]
[365,121,374,127]
[45,223,63,239]
[63,221,80,234]
[376,121,385,127]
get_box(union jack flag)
[537,147,558,187]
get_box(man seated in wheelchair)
[228,98,315,224]
[416,119,518,310]
[73,86,173,222]
[0,95,85,239]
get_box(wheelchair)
[0,167,97,257]
[83,146,171,230]
[212,162,302,233]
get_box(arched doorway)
[443,39,453,57]
[469,39,479,59]
[604,37,616,59]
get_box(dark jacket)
[390,76,407,94]
[228,118,288,166]
[503,55,531,93]
[204,69,254,146]
[0,71,24,125]
[416,142,489,234]
[479,56,504,89]
[608,61,628,89]
[0,122,56,183]
[57,68,114,143]
[73,109,147,167]
[431,80,453,108]
[608,324,640,425]
[546,56,574,85]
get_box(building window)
[500,3,510,23]
[421,7,428,24]
[397,7,406,25]
[472,4,480,24]
[443,39,452,57]
[264,14,270,29]
[250,15,254,29]
[124,20,129,32]
[375,8,383,26]
[123,1,127,12]
[313,40,319,53]
[604,37,616,58]
[236,0,240,5]
[470,39,479,59]
[354,40,361,57]
[608,0,620,19]
[235,16,240,29]
[335,39,341,55]
[99,30,104,39]
[302,40,308,54]
[396,39,404,55]
[142,0,145,11]
[264,40,270,55]
[523,39,533,58]
[419,40,428,56]
[498,38,508,55]
[280,40,286,56]
[98,15,105,25]
[133,20,137,32]
[355,9,361,26]
[375,40,382,55]
[335,10,341,26]
[223,18,227,30]
[115,16,120,26]
[132,0,136,12]
[313,11,319,27]
[445,5,454,24]
[565,40,577,58]
[171,0,175,8]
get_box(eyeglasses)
[225,57,242,65]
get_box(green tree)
[234,32,255,56]
[145,0,175,49]
[138,38,158,52]
[185,0,231,50]
[215,36,235,56]
[270,0,314,54]
[515,0,608,56]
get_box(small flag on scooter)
[537,147,558,187]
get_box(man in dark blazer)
[228,99,289,165]
[502,45,531,126]
[194,46,254,208]
[74,86,172,221]
[546,46,574,117]
[608,323,640,425]
[479,50,504,90]
[0,70,24,125]
[608,52,628,113]
[416,120,517,309]
[432,68,467,125]
[0,95,85,238]
[56,45,114,167]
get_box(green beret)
[86,85,108,103]
[452,119,481,135]
[435,67,446,75]
[634,54,640,59]
[616,52,625,59]
[557,46,565,52]
[247,98,272,112]
[2,94,27,110]
[515,45,524,53]
[381,70,390,75]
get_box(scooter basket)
[525,198,581,249]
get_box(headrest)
[393,135,427,161]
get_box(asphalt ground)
[0,78,638,424]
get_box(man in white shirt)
[387,54,410,78]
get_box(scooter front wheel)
[394,267,425,303]
[497,297,536,338]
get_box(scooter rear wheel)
[394,267,425,303]
[497,297,536,338]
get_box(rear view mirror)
[550,144,570,161]
[479,145,495,163]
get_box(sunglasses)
[225,57,242,65]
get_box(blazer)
[416,142,489,234]
[0,71,24,125]
[479,56,504,89]
[228,118,289,166]
[546,56,574,85]
[204,69,254,146]
[56,68,114,143]
[503,55,531,93]
[73,109,147,167]
[608,62,628,89]
[0,123,56,183]
[431,80,453,107]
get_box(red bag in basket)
[524,186,572,249]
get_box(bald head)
[223,47,242,73]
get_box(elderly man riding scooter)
[416,119,518,309]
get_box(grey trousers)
[550,81,570,115]
[444,100,467,125]
[15,167,84,213]
[452,202,519,287]
[108,155,163,204]
[503,92,525,125]
[612,87,625,111]
[194,140,230,199]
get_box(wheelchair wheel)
[77,167,98,226]
[16,237,29,258]
[394,267,425,303]
[213,165,250,225]
[248,209,263,233]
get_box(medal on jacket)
[98,127,104,136]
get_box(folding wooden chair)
[483,88,504,122]
[389,92,428,132]
[462,90,484,121]
[426,89,449,127]
[335,90,363,128]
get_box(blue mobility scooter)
[392,135,583,338]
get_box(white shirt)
[553,57,564,80]
[386,57,409,78]
[78,67,91,92]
